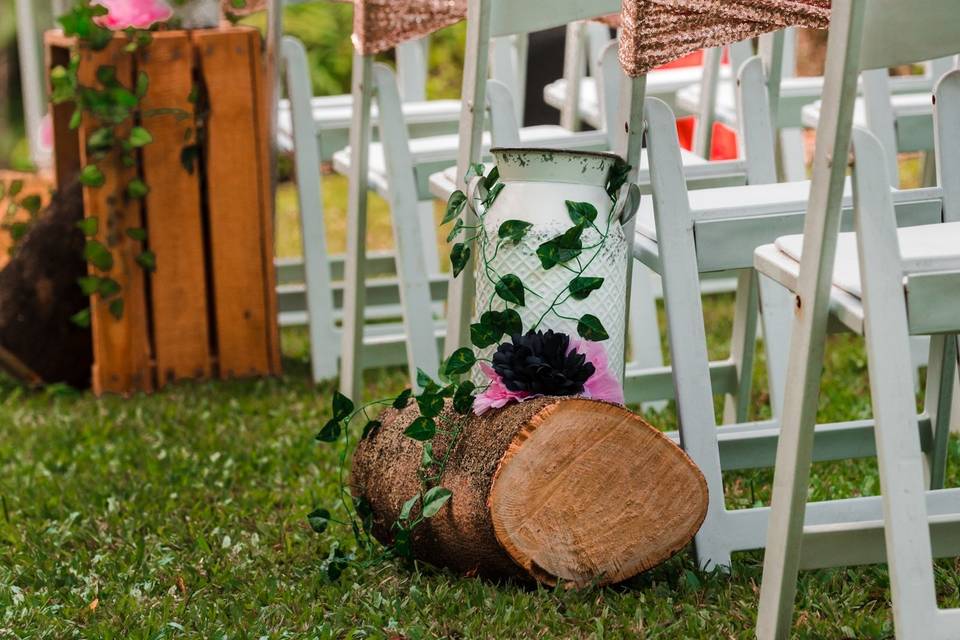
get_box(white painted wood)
[860,69,899,186]
[850,127,941,637]
[339,53,375,400]
[486,80,523,147]
[281,37,339,382]
[859,0,960,71]
[560,22,587,131]
[371,64,442,385]
[598,42,621,149]
[396,39,428,103]
[757,2,866,634]
[491,35,527,123]
[723,270,758,424]
[16,0,48,167]
[694,48,723,159]
[487,0,620,39]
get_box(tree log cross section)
[352,396,708,587]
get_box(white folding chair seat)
[276,96,462,160]
[801,92,934,154]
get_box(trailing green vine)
[309,156,632,578]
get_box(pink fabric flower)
[567,337,625,406]
[472,363,533,416]
[472,336,624,415]
[94,0,173,29]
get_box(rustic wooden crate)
[46,26,281,395]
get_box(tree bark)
[0,179,92,387]
[351,396,708,587]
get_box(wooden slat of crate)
[45,31,82,188]
[76,40,153,395]
[193,29,273,378]
[0,171,54,270]
[138,32,212,385]
[248,29,282,374]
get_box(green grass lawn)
[1,176,958,638]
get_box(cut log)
[351,397,708,586]
[0,179,92,387]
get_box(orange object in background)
[656,50,740,161]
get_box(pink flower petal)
[93,0,173,30]
[568,338,625,405]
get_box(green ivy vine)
[309,156,631,580]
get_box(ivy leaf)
[464,162,485,182]
[449,243,471,278]
[20,195,42,215]
[8,222,29,242]
[416,368,438,391]
[126,178,150,199]
[566,200,598,226]
[420,442,435,466]
[445,218,464,243]
[577,314,609,342]
[536,225,583,269]
[307,508,330,534]
[444,348,476,376]
[361,420,381,439]
[483,182,505,207]
[135,71,149,98]
[497,220,532,244]
[125,227,147,242]
[135,250,156,272]
[398,495,420,521]
[332,391,354,420]
[416,392,444,419]
[79,165,105,188]
[495,274,525,306]
[128,126,153,148]
[86,126,114,153]
[421,487,452,518]
[8,180,23,197]
[77,276,102,296]
[443,190,467,224]
[108,298,124,320]
[403,416,436,441]
[482,166,499,191]
[470,322,500,349]
[392,388,412,409]
[453,381,476,414]
[76,217,99,237]
[498,309,523,336]
[95,64,117,87]
[569,276,604,300]
[606,159,632,199]
[69,109,82,130]
[97,277,121,297]
[315,418,341,442]
[83,240,113,271]
[70,307,91,328]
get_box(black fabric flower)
[491,330,595,395]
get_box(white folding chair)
[618,10,959,568]
[752,1,960,636]
[15,0,59,170]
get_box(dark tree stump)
[0,179,92,388]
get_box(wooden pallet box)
[46,26,281,395]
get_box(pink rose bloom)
[94,0,173,29]
[472,336,624,415]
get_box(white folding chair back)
[15,0,55,169]
[755,1,960,636]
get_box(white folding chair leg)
[722,270,759,424]
[758,273,793,418]
[923,333,957,489]
[694,47,723,158]
[646,97,730,568]
[778,128,807,182]
[282,36,339,382]
[372,64,441,385]
[417,200,441,274]
[852,130,942,637]
[560,21,587,131]
[627,263,667,412]
[339,53,375,400]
